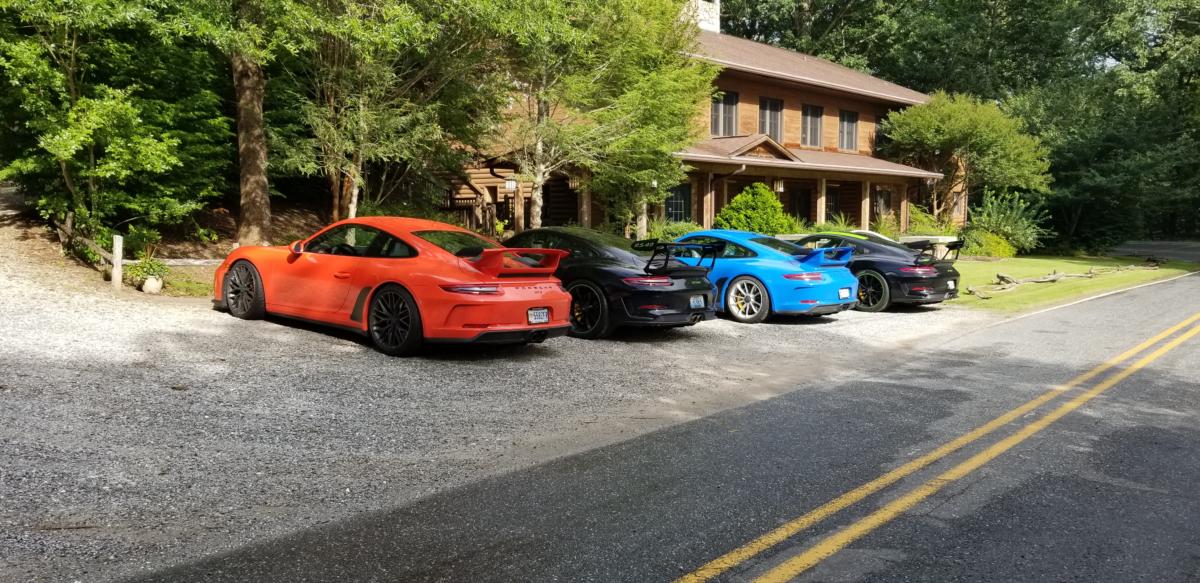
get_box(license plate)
[527,307,550,324]
[838,287,851,300]
[947,279,956,290]
[689,295,705,309]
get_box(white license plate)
[838,287,851,300]
[527,308,550,324]
[689,295,705,309]
[947,279,956,290]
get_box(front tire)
[368,285,424,356]
[567,280,617,339]
[224,260,266,320]
[855,270,891,312]
[725,276,770,324]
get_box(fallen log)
[967,264,1158,299]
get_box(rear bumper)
[426,325,570,344]
[892,277,960,304]
[616,288,715,327]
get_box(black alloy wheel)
[567,280,615,339]
[855,270,891,312]
[368,285,423,356]
[224,261,266,320]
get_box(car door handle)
[333,272,352,279]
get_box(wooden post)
[815,178,827,224]
[111,234,123,290]
[860,180,871,229]
[702,173,715,228]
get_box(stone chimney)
[686,0,720,33]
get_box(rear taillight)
[900,266,938,277]
[784,272,824,282]
[623,276,672,287]
[441,284,502,295]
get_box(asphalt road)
[128,273,1200,583]
[1113,240,1200,263]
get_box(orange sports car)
[212,217,572,355]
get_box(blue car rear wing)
[632,240,723,277]
[796,246,854,268]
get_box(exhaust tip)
[530,330,548,343]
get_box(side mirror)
[289,240,304,254]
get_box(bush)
[812,212,859,233]
[961,228,1016,258]
[713,182,795,235]
[907,204,958,236]
[647,219,703,241]
[871,212,903,240]
[968,191,1052,252]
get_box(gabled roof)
[692,31,929,106]
[678,134,943,180]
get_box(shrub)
[713,182,795,235]
[961,228,1016,258]
[125,257,171,286]
[125,225,162,260]
[781,215,809,235]
[907,204,958,236]
[968,191,1052,252]
[871,212,903,240]
[812,212,859,233]
[647,219,703,241]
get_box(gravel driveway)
[0,198,996,582]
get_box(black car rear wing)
[904,239,963,263]
[631,240,723,277]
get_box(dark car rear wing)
[904,239,963,263]
[469,248,568,277]
[631,240,723,277]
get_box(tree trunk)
[328,171,343,222]
[512,183,526,233]
[232,52,271,246]
[530,169,545,230]
[635,201,648,239]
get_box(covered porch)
[668,134,944,232]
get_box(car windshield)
[415,230,500,255]
[751,237,807,255]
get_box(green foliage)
[906,204,958,236]
[125,224,161,259]
[125,256,169,285]
[647,219,703,242]
[811,213,859,233]
[968,191,1051,252]
[961,228,1017,258]
[881,92,1051,221]
[713,182,796,235]
[870,212,902,240]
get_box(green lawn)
[951,255,1200,312]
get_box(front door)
[274,224,382,313]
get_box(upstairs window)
[839,110,859,150]
[758,97,783,142]
[801,104,823,147]
[710,91,739,136]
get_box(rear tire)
[725,276,770,324]
[855,270,891,312]
[368,285,424,356]
[567,280,617,339]
[224,260,266,320]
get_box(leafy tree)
[714,182,794,235]
[880,92,1050,220]
[0,0,232,242]
[276,0,505,222]
[496,0,716,232]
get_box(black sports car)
[505,227,718,338]
[791,232,961,312]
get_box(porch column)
[578,186,592,228]
[860,180,871,229]
[701,173,715,228]
[901,183,912,232]
[815,178,827,224]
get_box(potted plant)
[126,257,170,294]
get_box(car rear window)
[415,230,500,255]
[751,237,805,255]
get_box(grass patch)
[163,265,215,298]
[952,255,1200,312]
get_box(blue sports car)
[673,230,859,323]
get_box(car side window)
[845,240,869,254]
[307,225,395,257]
[799,236,839,250]
[306,226,351,254]
[555,236,598,258]
[369,234,416,258]
[680,236,754,259]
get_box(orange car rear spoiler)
[469,248,568,277]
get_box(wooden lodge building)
[448,0,957,233]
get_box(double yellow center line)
[678,311,1200,583]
